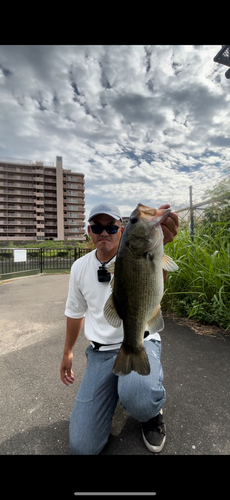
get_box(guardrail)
[0,247,90,277]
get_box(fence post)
[40,248,43,273]
[74,248,77,261]
[189,185,194,240]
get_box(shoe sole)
[142,430,166,453]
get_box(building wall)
[56,156,64,240]
[63,168,85,240]
[0,156,85,241]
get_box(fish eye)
[130,216,138,224]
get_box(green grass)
[162,222,230,330]
[0,239,88,250]
[0,268,70,282]
[0,269,41,281]
[42,269,70,275]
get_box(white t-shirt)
[65,249,161,349]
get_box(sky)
[0,44,229,223]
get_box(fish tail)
[113,344,150,376]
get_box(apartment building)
[0,156,85,241]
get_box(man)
[60,202,179,454]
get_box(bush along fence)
[0,247,90,277]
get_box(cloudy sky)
[0,45,229,222]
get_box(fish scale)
[114,250,160,342]
[104,203,178,376]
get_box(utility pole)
[189,185,194,240]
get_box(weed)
[162,223,230,330]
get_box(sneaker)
[141,409,166,453]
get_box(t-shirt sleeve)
[65,263,87,318]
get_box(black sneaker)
[141,409,166,453]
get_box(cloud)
[0,44,229,224]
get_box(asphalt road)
[0,274,229,458]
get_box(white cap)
[88,202,122,222]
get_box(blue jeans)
[69,339,166,455]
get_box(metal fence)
[175,186,230,238]
[0,247,90,277]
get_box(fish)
[103,203,178,376]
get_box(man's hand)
[159,204,179,245]
[60,352,75,386]
[60,317,84,386]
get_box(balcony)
[45,229,57,234]
[6,228,36,234]
[12,213,34,218]
[4,204,34,210]
[9,182,34,188]
[43,183,56,190]
[44,200,57,205]
[44,192,56,197]
[44,207,57,213]
[44,174,56,181]
[8,220,35,226]
[46,223,57,228]
[34,176,44,182]
[10,175,33,181]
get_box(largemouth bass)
[103,203,178,376]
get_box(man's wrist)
[63,348,73,356]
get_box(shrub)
[162,223,230,330]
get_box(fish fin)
[103,293,122,328]
[113,344,150,376]
[106,261,115,273]
[109,275,114,290]
[147,306,164,334]
[162,253,178,271]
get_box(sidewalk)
[0,274,229,455]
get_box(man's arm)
[163,269,168,284]
[60,317,84,386]
[159,204,179,284]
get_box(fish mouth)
[138,204,171,226]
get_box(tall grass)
[162,222,230,330]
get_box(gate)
[0,247,90,277]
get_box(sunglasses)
[90,224,121,235]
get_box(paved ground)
[0,274,230,458]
